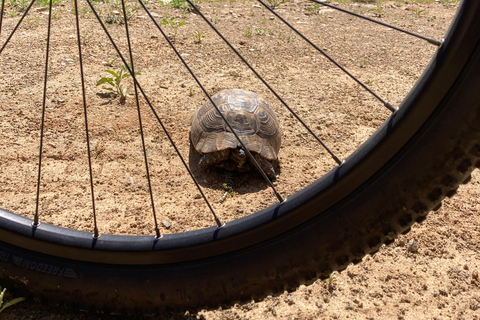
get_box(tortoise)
[190,89,281,179]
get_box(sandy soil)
[2,0,478,319]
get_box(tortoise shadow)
[188,143,281,195]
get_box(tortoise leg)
[198,149,230,168]
[252,154,277,180]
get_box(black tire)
[0,0,479,312]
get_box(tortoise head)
[230,148,248,168]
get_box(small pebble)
[407,239,419,253]
[162,220,171,228]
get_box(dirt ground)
[2,0,478,319]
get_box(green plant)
[189,87,196,96]
[103,0,140,25]
[161,17,188,41]
[36,0,62,6]
[368,0,384,18]
[80,32,91,45]
[219,172,234,203]
[169,0,189,9]
[193,30,208,43]
[162,0,198,13]
[96,65,141,103]
[255,28,265,35]
[104,15,123,24]
[245,27,253,37]
[266,0,288,9]
[0,287,25,313]
[409,7,425,20]
[8,0,29,8]
[307,3,321,12]
[324,272,337,291]
[24,17,40,24]
[103,57,119,67]
[6,0,29,15]
[285,34,296,43]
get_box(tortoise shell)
[190,89,281,175]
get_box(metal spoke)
[74,0,99,238]
[120,0,162,239]
[33,0,54,227]
[0,0,5,38]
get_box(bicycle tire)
[0,0,479,312]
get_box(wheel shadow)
[188,143,281,195]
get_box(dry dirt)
[2,0,479,319]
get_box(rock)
[162,220,171,228]
[407,239,419,253]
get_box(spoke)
[183,0,343,166]
[120,0,161,239]
[74,0,99,238]
[33,0,54,227]
[0,0,36,55]
[310,0,442,46]
[136,0,285,203]
[83,0,226,227]
[256,0,396,113]
[0,0,5,38]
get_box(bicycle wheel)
[0,0,479,312]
